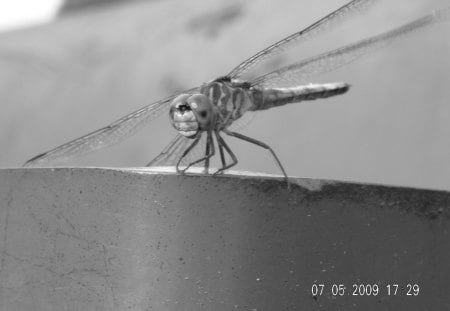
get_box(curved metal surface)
[0,167,449,310]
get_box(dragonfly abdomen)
[251,82,350,111]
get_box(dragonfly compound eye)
[169,94,199,138]
[187,94,217,130]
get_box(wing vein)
[251,8,450,88]
[24,87,198,167]
[227,0,379,79]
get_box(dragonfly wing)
[146,134,188,167]
[227,0,378,80]
[251,8,450,88]
[24,87,199,167]
[147,133,208,168]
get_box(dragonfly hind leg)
[218,143,227,170]
[223,129,289,183]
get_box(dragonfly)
[24,0,450,182]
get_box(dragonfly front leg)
[176,134,201,174]
[180,131,215,174]
[213,131,238,175]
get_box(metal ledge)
[0,167,449,310]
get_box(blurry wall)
[59,0,143,14]
[0,0,449,189]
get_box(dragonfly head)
[169,93,217,138]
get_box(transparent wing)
[227,0,378,79]
[146,134,190,167]
[147,133,208,168]
[24,87,199,167]
[250,8,450,88]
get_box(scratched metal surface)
[0,168,449,310]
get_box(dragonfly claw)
[176,165,186,175]
[212,169,225,176]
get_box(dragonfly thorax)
[169,93,218,138]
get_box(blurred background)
[0,0,449,190]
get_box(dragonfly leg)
[210,134,227,172]
[204,135,211,174]
[218,142,226,169]
[213,131,238,175]
[180,131,215,174]
[223,129,289,183]
[176,134,202,174]
[215,111,234,171]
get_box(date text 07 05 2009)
[311,283,420,297]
